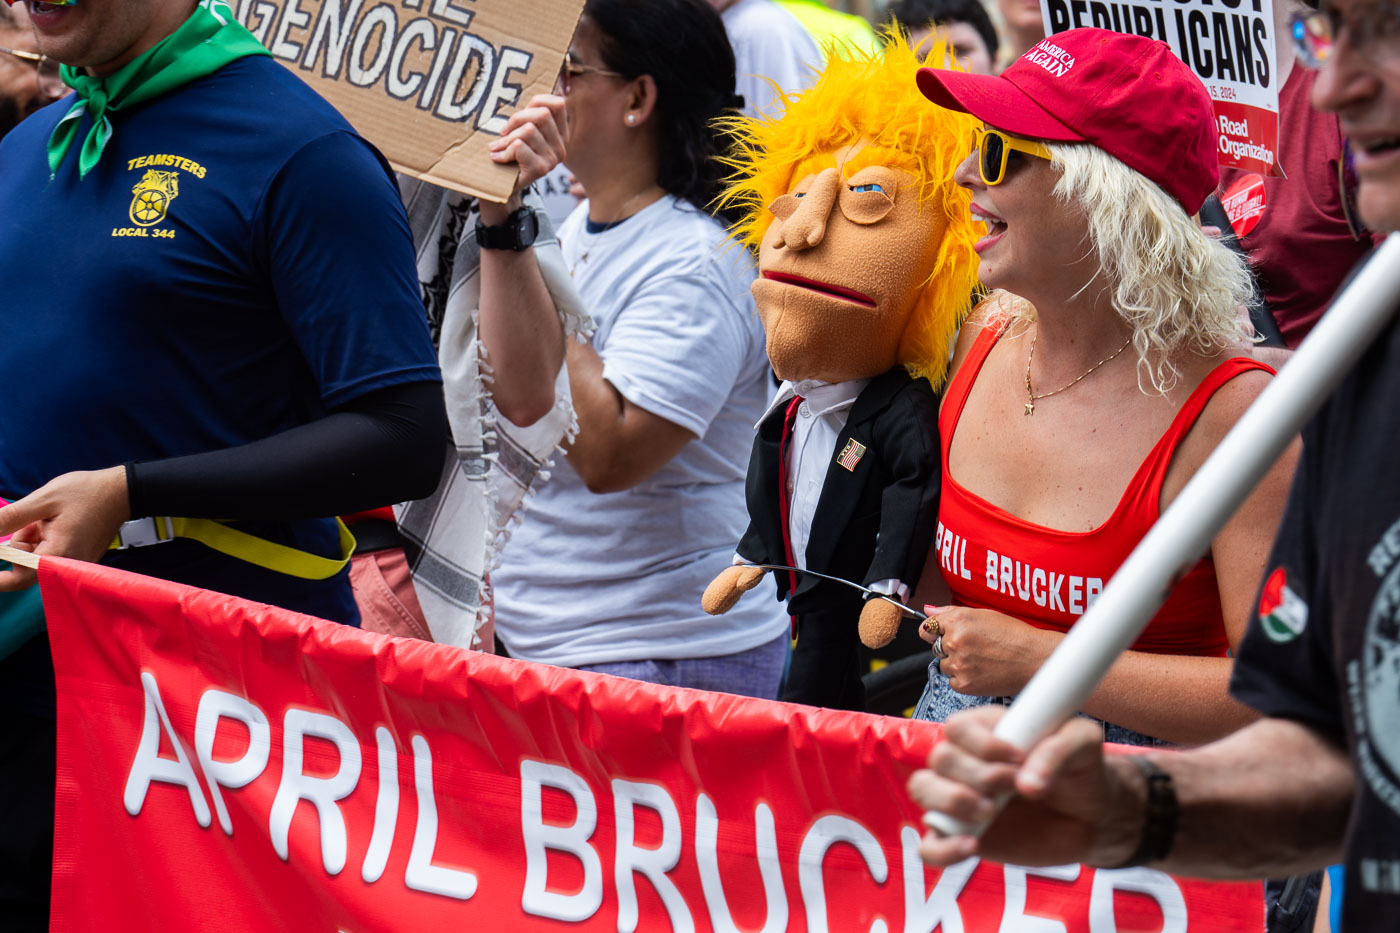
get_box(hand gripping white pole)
[924,235,1400,837]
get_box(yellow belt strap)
[109,516,357,581]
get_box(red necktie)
[776,396,802,633]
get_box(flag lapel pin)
[837,439,866,472]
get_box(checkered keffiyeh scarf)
[394,180,590,648]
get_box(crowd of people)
[0,0,1394,929]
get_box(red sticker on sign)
[1221,173,1267,237]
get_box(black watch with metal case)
[474,205,539,251]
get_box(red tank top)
[935,319,1273,657]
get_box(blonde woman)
[910,29,1298,748]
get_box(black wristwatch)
[475,205,539,251]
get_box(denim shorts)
[911,657,1174,749]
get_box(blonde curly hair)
[717,36,982,388]
[1029,143,1256,395]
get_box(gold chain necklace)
[1023,331,1133,416]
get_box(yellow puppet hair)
[718,36,982,388]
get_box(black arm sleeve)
[127,380,448,521]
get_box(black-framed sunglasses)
[0,46,65,98]
[970,125,1052,186]
[1290,4,1400,69]
[556,50,624,95]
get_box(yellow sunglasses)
[971,125,1052,186]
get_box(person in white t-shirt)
[708,0,822,119]
[489,0,788,698]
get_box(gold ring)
[922,617,940,638]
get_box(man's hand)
[482,93,568,223]
[907,705,1142,868]
[0,466,130,590]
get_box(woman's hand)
[482,93,568,223]
[919,606,1059,697]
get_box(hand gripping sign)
[234,0,585,201]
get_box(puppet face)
[753,142,948,384]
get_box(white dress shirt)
[738,378,907,601]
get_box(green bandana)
[47,0,270,178]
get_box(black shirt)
[1231,298,1400,930]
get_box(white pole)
[925,235,1400,836]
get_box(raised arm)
[478,94,570,427]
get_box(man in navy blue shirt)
[0,0,448,925]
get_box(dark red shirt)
[1218,66,1383,348]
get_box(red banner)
[43,557,1265,931]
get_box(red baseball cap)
[916,28,1218,214]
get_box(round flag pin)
[1258,566,1308,643]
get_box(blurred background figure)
[708,0,822,119]
[0,5,64,139]
[778,0,880,57]
[886,0,999,74]
[991,0,1044,67]
[489,0,789,698]
[1213,0,1384,348]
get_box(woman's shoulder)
[628,199,747,269]
[1167,348,1277,459]
[947,291,1031,382]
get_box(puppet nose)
[781,168,840,250]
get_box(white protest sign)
[235,0,586,201]
[1041,0,1284,177]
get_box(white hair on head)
[1032,142,1255,395]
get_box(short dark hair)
[585,0,744,224]
[887,0,1000,63]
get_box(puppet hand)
[858,598,902,648]
[701,565,766,615]
[929,607,1057,697]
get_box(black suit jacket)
[735,367,940,618]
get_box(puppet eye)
[838,178,897,225]
[793,192,808,198]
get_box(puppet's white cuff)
[867,578,909,602]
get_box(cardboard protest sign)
[45,557,1267,931]
[234,0,586,201]
[1041,0,1284,177]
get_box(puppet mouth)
[762,272,876,307]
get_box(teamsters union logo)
[129,169,180,226]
